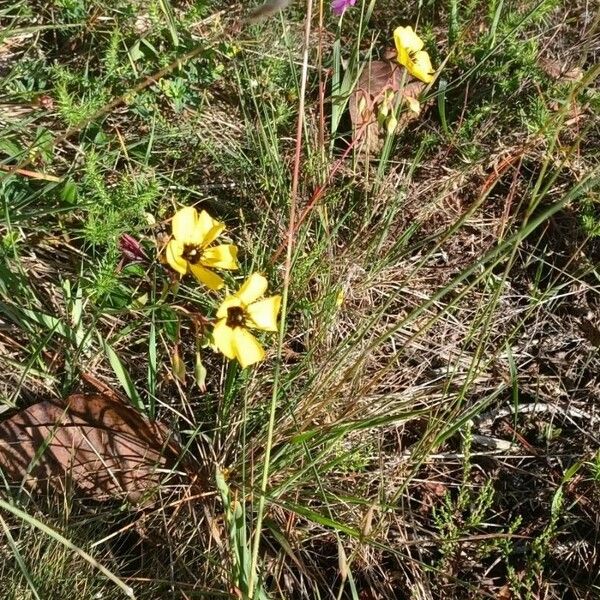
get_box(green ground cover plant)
[0,0,599,598]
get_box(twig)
[0,165,61,182]
[474,402,596,432]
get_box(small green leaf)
[128,40,143,62]
[160,306,180,342]
[61,179,78,203]
[98,334,144,411]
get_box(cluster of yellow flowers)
[161,28,433,367]
[166,206,281,368]
[376,26,435,135]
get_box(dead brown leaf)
[538,57,583,82]
[348,60,425,153]
[0,394,201,503]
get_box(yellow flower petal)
[188,263,224,290]
[202,244,239,270]
[172,207,199,244]
[166,239,188,275]
[232,328,265,368]
[412,51,434,83]
[236,273,268,306]
[216,296,243,319]
[394,26,424,55]
[197,210,226,247]
[213,320,236,359]
[246,296,281,332]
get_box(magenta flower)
[331,0,356,16]
[119,234,147,263]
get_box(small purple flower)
[331,0,356,16]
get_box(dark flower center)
[182,244,202,264]
[226,306,246,328]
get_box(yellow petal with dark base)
[166,239,188,275]
[202,245,239,270]
[236,273,268,306]
[216,296,244,319]
[213,320,236,359]
[232,328,265,368]
[188,263,224,290]
[247,296,281,332]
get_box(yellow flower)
[393,26,434,84]
[213,273,281,368]
[166,206,238,290]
